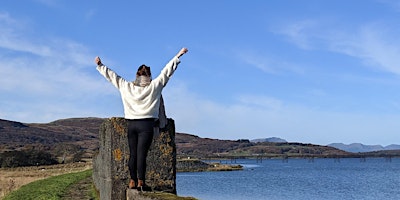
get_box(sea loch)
[177,158,400,200]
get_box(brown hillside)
[0,118,104,160]
[1,118,354,160]
[175,133,352,158]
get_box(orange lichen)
[113,149,123,161]
[110,117,126,135]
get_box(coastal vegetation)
[0,162,92,199]
[0,150,58,168]
[3,169,94,200]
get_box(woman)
[95,47,188,191]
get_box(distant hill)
[0,117,373,161]
[328,143,400,153]
[176,133,350,158]
[0,117,104,161]
[251,137,287,143]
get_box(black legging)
[127,118,154,183]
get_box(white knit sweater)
[97,56,180,119]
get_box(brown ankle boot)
[128,179,136,189]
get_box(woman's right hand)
[177,48,188,58]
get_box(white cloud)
[235,49,305,75]
[0,12,116,122]
[331,25,400,75]
[0,15,49,57]
[235,95,283,110]
[276,20,319,50]
[276,19,400,76]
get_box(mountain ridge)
[328,143,400,153]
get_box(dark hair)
[136,64,151,77]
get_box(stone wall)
[93,117,176,200]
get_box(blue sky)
[1,0,400,146]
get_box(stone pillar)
[93,117,176,200]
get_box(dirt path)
[60,176,95,200]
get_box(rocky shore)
[176,159,242,172]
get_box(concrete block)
[93,118,176,200]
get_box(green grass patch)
[3,169,93,200]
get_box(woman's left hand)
[94,56,102,65]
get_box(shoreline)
[177,159,243,172]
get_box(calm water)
[176,158,400,200]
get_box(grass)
[1,162,198,200]
[3,169,93,200]
[0,162,91,199]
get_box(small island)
[177,158,243,172]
